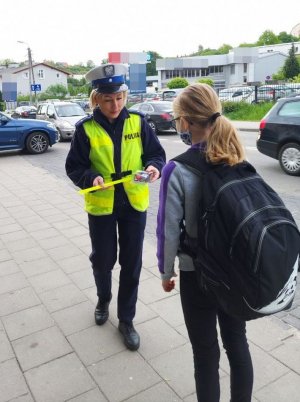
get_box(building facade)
[156,43,298,90]
[0,62,70,100]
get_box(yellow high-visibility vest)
[83,114,149,215]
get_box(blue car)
[0,112,58,154]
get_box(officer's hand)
[93,176,111,190]
[145,165,160,182]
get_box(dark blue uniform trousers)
[88,205,147,324]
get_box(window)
[47,104,55,116]
[38,104,47,114]
[23,72,29,79]
[208,66,223,74]
[140,104,153,112]
[38,69,44,79]
[278,101,300,117]
[243,63,247,73]
[56,73,60,78]
[230,65,235,75]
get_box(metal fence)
[218,82,300,104]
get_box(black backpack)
[173,148,299,321]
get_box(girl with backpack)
[156,83,253,402]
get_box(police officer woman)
[66,63,166,351]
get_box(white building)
[257,41,300,56]
[0,62,70,100]
[156,42,298,90]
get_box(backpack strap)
[172,148,257,177]
[172,148,211,173]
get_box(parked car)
[0,111,58,154]
[218,86,255,103]
[161,88,184,101]
[17,101,31,107]
[36,101,86,141]
[256,85,295,102]
[11,105,37,119]
[127,94,144,103]
[257,95,300,176]
[128,101,176,134]
[70,99,90,112]
[142,93,162,101]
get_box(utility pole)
[27,47,36,105]
[17,41,35,105]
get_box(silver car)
[36,101,86,141]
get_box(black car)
[257,95,300,176]
[128,101,176,134]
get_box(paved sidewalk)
[0,155,299,402]
[233,120,260,132]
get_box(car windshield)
[153,102,173,111]
[55,104,85,117]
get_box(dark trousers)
[180,270,253,402]
[88,206,146,323]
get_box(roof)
[5,62,71,75]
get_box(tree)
[67,77,89,96]
[167,78,189,89]
[272,68,285,80]
[238,42,256,47]
[86,60,95,68]
[218,44,233,54]
[145,51,163,76]
[197,78,214,86]
[0,58,15,67]
[257,30,280,46]
[41,84,68,99]
[291,73,300,83]
[278,31,299,43]
[283,43,300,79]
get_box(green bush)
[167,78,189,89]
[197,78,214,86]
[0,102,5,111]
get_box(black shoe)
[118,321,140,351]
[94,295,111,325]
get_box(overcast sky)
[1,0,299,66]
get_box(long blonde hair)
[173,83,245,165]
[89,89,128,110]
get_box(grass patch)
[223,101,274,121]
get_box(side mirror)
[48,113,56,119]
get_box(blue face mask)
[178,131,192,146]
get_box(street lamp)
[17,40,36,104]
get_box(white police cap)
[86,63,128,93]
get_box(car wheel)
[148,120,157,134]
[26,132,49,154]
[57,129,63,142]
[279,143,300,176]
